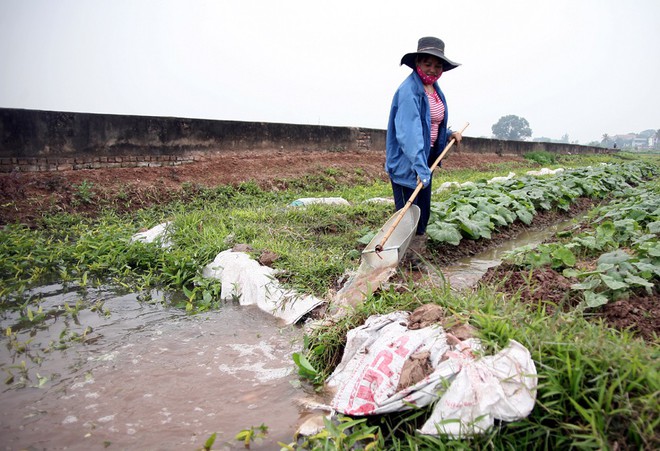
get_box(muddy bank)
[0,151,528,226]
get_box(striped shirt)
[425,90,445,144]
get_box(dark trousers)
[389,141,440,236]
[390,179,433,236]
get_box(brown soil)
[1,149,656,341]
[0,150,524,227]
[481,263,659,342]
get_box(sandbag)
[326,311,537,438]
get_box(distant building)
[612,133,637,149]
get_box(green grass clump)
[524,150,557,165]
[0,179,396,310]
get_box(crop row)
[427,161,657,245]
[503,184,659,307]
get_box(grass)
[0,152,658,449]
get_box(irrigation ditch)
[0,152,658,450]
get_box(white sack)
[487,172,516,184]
[418,339,537,437]
[130,222,173,248]
[526,167,564,176]
[363,197,395,204]
[202,250,324,325]
[326,312,453,415]
[289,197,350,207]
[435,181,461,193]
[326,312,537,438]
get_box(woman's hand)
[450,131,463,143]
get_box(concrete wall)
[0,108,608,173]
[456,136,611,156]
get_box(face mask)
[416,65,442,85]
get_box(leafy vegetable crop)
[427,161,656,246]
[503,184,660,307]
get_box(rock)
[232,243,253,253]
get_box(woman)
[385,36,463,259]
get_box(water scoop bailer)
[325,123,469,313]
[362,123,469,270]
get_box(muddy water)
[440,219,575,290]
[0,285,306,450]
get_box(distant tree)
[655,129,660,149]
[601,133,611,145]
[560,133,570,143]
[491,115,532,140]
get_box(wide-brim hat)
[400,36,460,71]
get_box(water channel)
[0,220,572,450]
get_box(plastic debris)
[289,197,350,207]
[433,167,569,194]
[434,180,476,193]
[363,197,395,204]
[436,181,462,191]
[487,171,516,184]
[130,222,173,248]
[526,167,565,176]
[202,250,324,324]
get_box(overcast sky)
[1,0,658,143]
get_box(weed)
[524,150,557,165]
[235,423,268,448]
[72,180,96,204]
[199,432,216,451]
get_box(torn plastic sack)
[202,250,324,325]
[289,197,350,207]
[487,172,516,184]
[417,339,537,437]
[363,197,394,204]
[526,167,564,176]
[325,311,537,438]
[130,222,173,249]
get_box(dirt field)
[0,150,525,226]
[1,149,657,340]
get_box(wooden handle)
[375,122,469,251]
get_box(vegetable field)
[0,152,658,450]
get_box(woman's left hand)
[451,131,463,143]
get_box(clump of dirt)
[259,250,279,267]
[407,303,445,330]
[481,263,577,312]
[598,295,660,341]
[396,351,433,392]
[446,323,478,341]
[396,304,479,392]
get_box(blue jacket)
[385,71,451,189]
